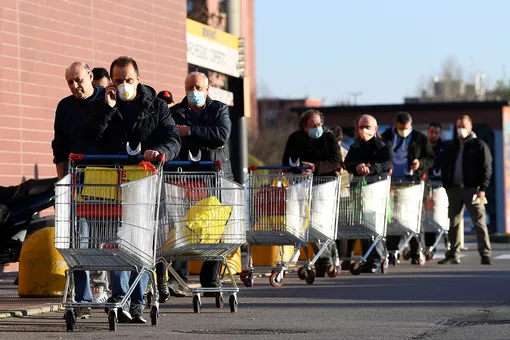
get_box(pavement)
[0,242,509,339]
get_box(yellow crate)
[80,165,154,201]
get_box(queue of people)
[52,56,494,325]
[52,58,230,323]
[282,109,493,274]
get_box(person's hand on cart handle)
[144,149,160,162]
[301,162,315,174]
[176,125,191,137]
[105,82,117,108]
[410,159,420,171]
[356,163,371,176]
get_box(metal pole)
[226,0,248,183]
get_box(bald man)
[342,114,394,273]
[167,71,233,297]
[52,61,108,320]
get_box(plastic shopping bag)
[184,196,232,244]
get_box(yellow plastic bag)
[80,165,154,201]
[184,196,232,244]
[271,175,289,188]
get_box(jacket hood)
[136,84,157,110]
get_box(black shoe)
[362,262,381,273]
[411,258,419,265]
[130,304,146,324]
[157,274,170,303]
[168,279,187,297]
[438,257,460,265]
[481,256,492,265]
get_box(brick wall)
[1,0,188,186]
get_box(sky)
[254,0,510,105]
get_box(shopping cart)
[296,174,342,282]
[336,174,392,275]
[241,165,313,288]
[157,161,246,313]
[422,180,449,260]
[386,175,426,266]
[55,154,164,332]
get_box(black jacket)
[344,136,394,176]
[381,128,435,176]
[429,139,447,179]
[85,84,181,162]
[282,130,343,176]
[170,97,233,180]
[52,86,105,164]
[442,134,492,191]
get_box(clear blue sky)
[255,0,510,105]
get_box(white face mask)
[117,83,136,101]
[397,128,411,138]
[457,127,469,139]
[359,128,375,141]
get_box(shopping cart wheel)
[305,269,316,284]
[381,258,389,274]
[402,248,411,261]
[65,309,76,332]
[269,271,284,288]
[192,295,202,313]
[150,305,158,326]
[297,267,306,280]
[349,262,362,276]
[215,292,224,309]
[425,250,434,261]
[229,294,238,313]
[326,265,339,278]
[108,310,117,332]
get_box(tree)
[491,79,510,100]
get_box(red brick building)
[1,0,257,187]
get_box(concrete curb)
[0,302,63,319]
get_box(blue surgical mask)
[187,91,205,106]
[308,126,323,139]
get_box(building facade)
[0,0,256,187]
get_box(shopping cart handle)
[164,160,222,170]
[69,153,166,163]
[248,165,310,171]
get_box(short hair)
[185,71,209,87]
[299,109,324,130]
[330,126,343,141]
[65,62,91,75]
[91,67,110,81]
[157,90,174,104]
[110,56,139,77]
[396,111,412,125]
[429,122,442,129]
[458,114,472,123]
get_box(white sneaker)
[92,287,108,303]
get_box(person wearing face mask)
[439,115,492,265]
[84,56,181,324]
[381,112,435,265]
[169,71,233,296]
[343,114,394,273]
[282,110,344,277]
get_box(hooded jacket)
[85,83,181,161]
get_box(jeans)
[110,271,149,306]
[74,270,93,302]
